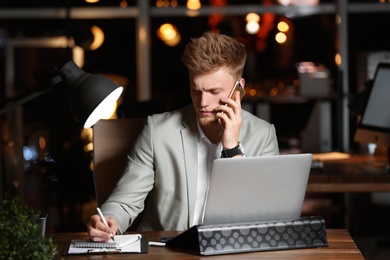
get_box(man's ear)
[240,78,245,88]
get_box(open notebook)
[66,234,147,255]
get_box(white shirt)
[192,123,221,226]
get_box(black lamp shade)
[60,61,123,128]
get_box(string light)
[120,0,128,8]
[277,21,289,32]
[246,13,260,23]
[246,21,260,35]
[245,13,260,34]
[187,0,201,10]
[275,32,287,44]
[157,23,181,47]
[90,26,105,51]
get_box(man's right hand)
[87,214,119,242]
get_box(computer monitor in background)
[354,62,390,167]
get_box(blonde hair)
[181,31,247,79]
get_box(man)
[87,31,279,242]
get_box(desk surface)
[52,229,364,259]
[307,154,390,193]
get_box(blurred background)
[1,2,390,252]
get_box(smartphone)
[227,81,245,102]
[218,81,245,125]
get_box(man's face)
[190,68,236,127]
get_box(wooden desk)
[304,154,390,230]
[307,154,390,193]
[51,229,364,259]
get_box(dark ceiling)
[0,0,131,8]
[0,0,339,8]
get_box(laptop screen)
[202,153,312,225]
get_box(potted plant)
[0,195,57,259]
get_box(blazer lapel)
[180,106,198,227]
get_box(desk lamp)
[0,60,123,128]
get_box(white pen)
[148,241,166,247]
[96,207,115,241]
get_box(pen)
[96,207,115,241]
[148,241,166,247]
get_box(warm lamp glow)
[159,24,177,41]
[277,21,289,32]
[245,13,261,35]
[278,0,290,5]
[277,0,319,5]
[275,32,287,44]
[156,0,175,8]
[249,88,257,96]
[39,136,46,149]
[120,0,128,8]
[0,60,123,129]
[246,13,260,23]
[90,26,105,51]
[335,53,342,66]
[187,0,201,10]
[81,127,93,153]
[164,35,181,47]
[246,21,260,34]
[84,86,123,128]
[157,23,181,47]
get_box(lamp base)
[166,216,328,256]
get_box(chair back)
[92,118,145,206]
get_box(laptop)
[201,153,312,225]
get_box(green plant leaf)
[0,195,57,259]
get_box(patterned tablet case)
[166,216,328,255]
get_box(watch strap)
[221,142,244,158]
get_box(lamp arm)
[0,88,51,115]
[0,73,67,116]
